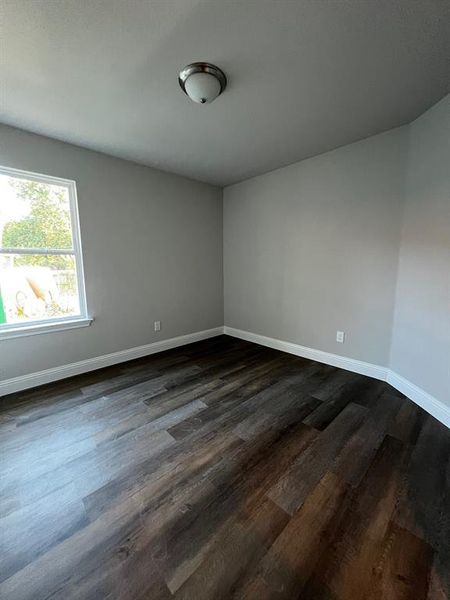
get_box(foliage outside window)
[0,167,88,331]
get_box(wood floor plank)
[0,482,88,583]
[231,471,350,599]
[0,336,448,600]
[83,428,242,522]
[393,415,450,549]
[173,497,288,599]
[154,423,317,594]
[304,370,364,430]
[301,435,407,599]
[331,390,403,487]
[388,399,425,445]
[267,402,367,515]
[367,523,433,600]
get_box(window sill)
[0,317,93,340]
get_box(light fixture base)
[178,63,227,104]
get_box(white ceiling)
[0,0,449,186]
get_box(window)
[0,166,91,338]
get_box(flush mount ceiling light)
[178,62,227,105]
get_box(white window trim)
[0,316,93,340]
[0,164,92,338]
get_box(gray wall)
[390,95,450,406]
[224,127,407,367]
[0,124,223,380]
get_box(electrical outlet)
[336,331,345,343]
[154,321,161,332]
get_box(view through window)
[0,167,87,330]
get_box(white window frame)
[0,165,92,339]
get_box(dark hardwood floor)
[1,335,449,600]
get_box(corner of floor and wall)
[0,124,225,394]
[1,95,449,429]
[223,93,450,429]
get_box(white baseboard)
[224,326,450,429]
[0,327,224,397]
[224,326,388,380]
[3,324,448,430]
[386,371,450,429]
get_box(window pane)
[0,254,80,325]
[0,173,74,250]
